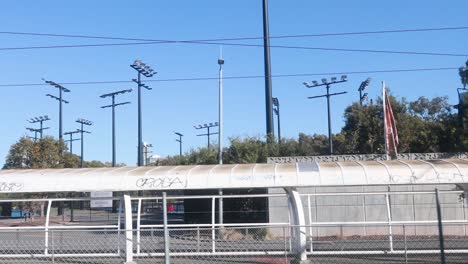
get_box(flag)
[382,82,399,159]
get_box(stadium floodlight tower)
[358,78,372,106]
[303,75,348,155]
[76,118,93,168]
[130,59,156,167]
[43,79,70,141]
[143,142,153,166]
[174,132,184,156]
[100,89,132,167]
[64,129,80,154]
[194,122,219,148]
[28,115,51,139]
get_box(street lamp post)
[358,78,372,106]
[100,89,132,167]
[194,123,219,148]
[64,130,80,154]
[28,116,51,139]
[44,79,70,141]
[76,118,93,168]
[304,76,348,155]
[272,97,281,143]
[174,132,183,156]
[130,59,156,166]
[218,48,224,165]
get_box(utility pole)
[272,97,281,143]
[262,0,274,140]
[64,130,80,154]
[218,48,224,165]
[76,118,92,168]
[43,79,70,141]
[28,116,51,139]
[358,78,372,106]
[194,123,219,148]
[174,132,183,156]
[304,76,348,155]
[100,89,132,167]
[130,59,156,166]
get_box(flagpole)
[382,81,389,160]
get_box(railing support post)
[285,188,309,263]
[163,192,171,264]
[123,194,136,264]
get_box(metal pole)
[218,55,223,164]
[69,134,73,154]
[80,123,84,168]
[179,135,182,156]
[435,188,446,264]
[277,102,281,144]
[112,95,116,167]
[218,189,223,226]
[207,126,210,148]
[40,121,44,139]
[137,72,143,166]
[163,192,170,264]
[359,89,363,106]
[59,87,63,141]
[326,84,333,154]
[262,0,274,139]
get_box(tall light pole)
[272,97,281,143]
[64,130,80,154]
[130,59,156,166]
[44,79,70,141]
[76,118,92,168]
[262,0,274,140]
[358,78,372,106]
[100,89,132,167]
[174,132,183,156]
[194,123,219,148]
[218,48,224,164]
[304,76,348,155]
[28,116,51,139]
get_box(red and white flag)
[382,82,399,159]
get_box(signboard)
[90,191,113,208]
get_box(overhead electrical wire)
[0,67,458,87]
[0,27,467,57]
[1,26,468,42]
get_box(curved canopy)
[0,159,467,193]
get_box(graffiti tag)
[0,182,23,192]
[136,177,185,189]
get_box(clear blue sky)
[0,0,467,166]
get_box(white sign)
[90,191,113,208]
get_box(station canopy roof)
[0,159,467,193]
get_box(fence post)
[435,188,446,264]
[285,188,308,263]
[385,187,394,252]
[136,198,142,254]
[211,197,216,253]
[44,199,52,255]
[163,192,170,264]
[123,194,135,264]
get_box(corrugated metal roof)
[0,159,467,193]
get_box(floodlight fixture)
[321,78,328,84]
[272,97,281,144]
[341,75,348,81]
[331,77,337,82]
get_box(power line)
[1,26,467,42]
[0,39,466,57]
[0,67,458,88]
